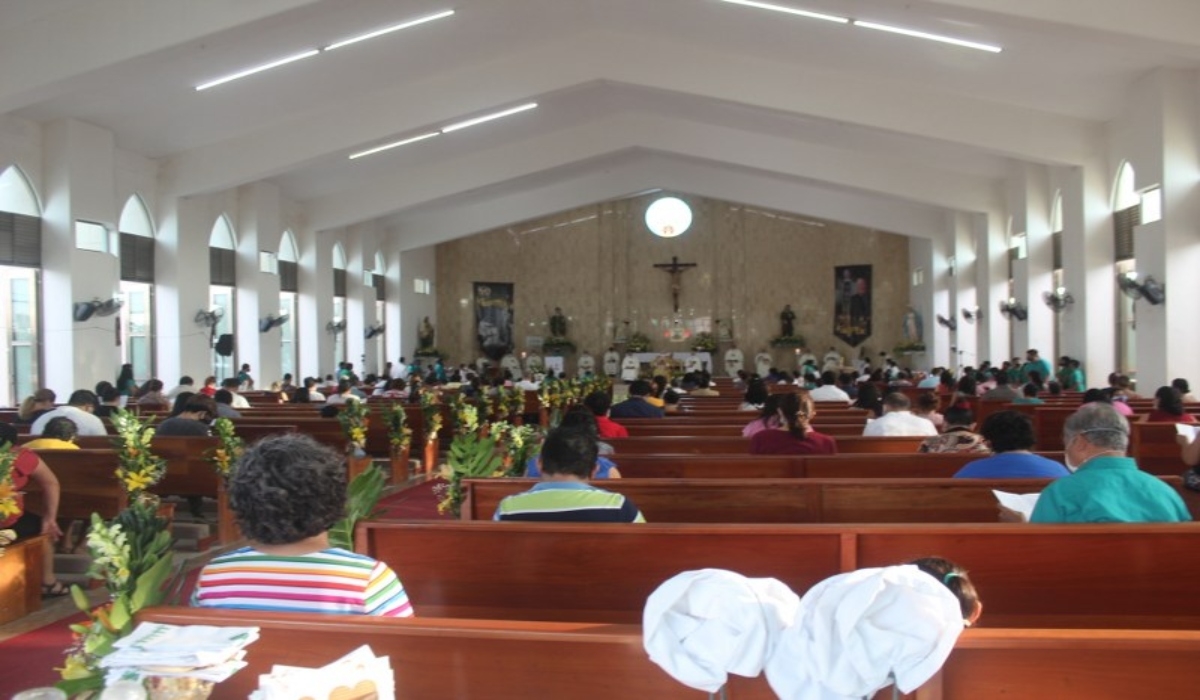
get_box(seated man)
[583,391,628,439]
[497,427,644,522]
[862,393,938,437]
[193,434,414,615]
[30,389,106,436]
[221,377,251,409]
[953,411,1067,477]
[609,380,665,419]
[1030,403,1191,523]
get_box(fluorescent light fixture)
[195,49,320,91]
[853,20,1002,53]
[349,131,440,160]
[325,9,456,51]
[440,102,538,133]
[720,0,848,24]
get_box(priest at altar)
[603,348,620,377]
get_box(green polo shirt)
[1029,455,1191,523]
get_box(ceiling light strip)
[325,9,456,51]
[719,0,848,24]
[349,132,441,160]
[440,102,538,133]
[195,50,320,91]
[852,20,1002,53]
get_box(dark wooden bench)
[0,534,47,624]
[355,520,1200,628]
[610,452,1066,479]
[462,476,1200,523]
[610,435,925,455]
[1129,420,1189,476]
[135,607,1200,699]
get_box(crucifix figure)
[653,256,698,313]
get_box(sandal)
[42,580,70,598]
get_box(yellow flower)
[123,471,153,492]
[58,653,93,680]
[0,499,18,518]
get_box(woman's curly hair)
[227,433,347,544]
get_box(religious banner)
[474,282,514,360]
[833,265,872,346]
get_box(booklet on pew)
[99,622,259,684]
[252,645,394,700]
[1176,423,1200,444]
[993,490,1040,522]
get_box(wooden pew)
[621,423,870,438]
[610,452,1066,479]
[610,435,925,455]
[0,534,47,624]
[1129,420,1187,476]
[462,477,1053,523]
[136,607,1200,699]
[355,521,1200,628]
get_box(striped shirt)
[494,481,646,523]
[192,547,414,617]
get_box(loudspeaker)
[215,333,235,357]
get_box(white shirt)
[809,384,852,404]
[31,405,107,436]
[862,411,938,437]
[228,392,250,409]
[166,384,194,399]
[307,389,326,402]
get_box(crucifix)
[653,255,697,313]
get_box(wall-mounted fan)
[961,307,979,324]
[258,313,290,333]
[998,299,1028,322]
[936,314,957,331]
[364,322,386,340]
[326,320,346,335]
[1043,288,1075,312]
[73,297,124,322]
[195,308,226,346]
[1117,271,1166,306]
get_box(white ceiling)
[4,0,1199,242]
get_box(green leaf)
[57,674,106,695]
[70,583,90,612]
[107,596,131,630]
[130,549,174,610]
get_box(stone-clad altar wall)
[435,194,910,370]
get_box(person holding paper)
[193,434,414,616]
[1030,403,1191,523]
[953,411,1069,479]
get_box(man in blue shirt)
[954,410,1069,479]
[1030,403,1191,523]
[609,380,665,419]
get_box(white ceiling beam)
[162,29,1098,198]
[0,0,325,112]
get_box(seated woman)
[1148,386,1195,423]
[0,423,66,596]
[749,391,837,455]
[525,407,621,478]
[742,394,783,438]
[23,416,81,450]
[911,392,945,431]
[192,434,413,616]
[739,379,769,412]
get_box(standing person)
[749,391,837,455]
[237,363,255,390]
[193,434,414,616]
[1030,403,1191,523]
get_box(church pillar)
[907,236,937,370]
[41,119,121,394]
[233,182,283,387]
[1059,159,1114,387]
[296,227,333,378]
[977,212,1010,366]
[1012,164,1055,358]
[951,213,977,371]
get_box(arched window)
[331,242,347,366]
[278,230,299,381]
[0,165,42,405]
[118,195,156,383]
[209,216,237,381]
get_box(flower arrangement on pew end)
[0,445,18,556]
[206,417,244,479]
[435,418,545,518]
[338,399,370,457]
[110,411,166,498]
[420,390,443,448]
[385,403,413,455]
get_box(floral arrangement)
[413,347,445,359]
[385,403,413,453]
[454,403,480,436]
[894,341,927,354]
[420,390,443,446]
[111,411,166,496]
[691,332,718,352]
[436,430,503,517]
[338,399,370,455]
[625,332,651,352]
[542,337,576,356]
[492,423,541,477]
[770,334,807,348]
[59,502,178,694]
[0,444,18,526]
[206,417,244,479]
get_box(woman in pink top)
[742,394,783,438]
[749,391,838,455]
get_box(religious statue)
[903,307,924,344]
[603,347,621,377]
[724,343,744,377]
[716,317,733,342]
[418,316,435,350]
[577,351,596,378]
[754,348,772,378]
[653,256,697,313]
[549,307,568,338]
[780,304,796,338]
[615,320,630,344]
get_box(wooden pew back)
[610,435,924,455]
[610,452,1066,479]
